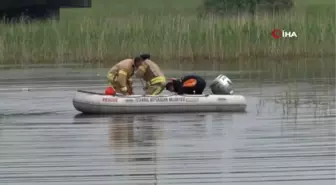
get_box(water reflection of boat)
[72,113,110,124]
[70,113,234,182]
[108,116,135,149]
[72,113,233,142]
[108,115,162,150]
[72,114,159,161]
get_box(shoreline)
[0,9,334,66]
[0,0,334,81]
[0,56,334,81]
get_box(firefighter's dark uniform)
[166,75,206,95]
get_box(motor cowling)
[209,75,234,95]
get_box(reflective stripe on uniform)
[107,72,116,79]
[150,76,166,85]
[107,72,117,86]
[121,86,128,92]
[151,86,164,95]
[107,73,113,77]
[118,70,127,76]
[138,65,147,72]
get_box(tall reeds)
[0,0,334,79]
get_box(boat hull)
[73,90,247,114]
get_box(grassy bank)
[0,0,334,78]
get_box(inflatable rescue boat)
[72,75,247,114]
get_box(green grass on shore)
[0,0,334,79]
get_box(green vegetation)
[0,0,334,79]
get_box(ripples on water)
[0,77,335,185]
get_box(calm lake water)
[0,69,335,185]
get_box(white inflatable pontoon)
[72,74,247,114]
[72,90,246,114]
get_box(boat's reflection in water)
[72,112,234,182]
[72,113,232,150]
[73,113,160,164]
[72,113,215,150]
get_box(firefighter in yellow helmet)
[106,58,136,95]
[133,54,166,95]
